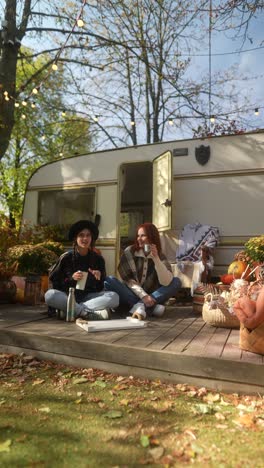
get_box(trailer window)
[38,187,96,227]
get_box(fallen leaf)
[38,406,51,413]
[149,446,164,460]
[74,399,82,404]
[194,403,215,414]
[104,410,122,419]
[72,377,88,385]
[140,435,150,448]
[233,413,256,428]
[215,412,226,421]
[120,399,130,406]
[32,379,45,386]
[92,380,106,388]
[0,439,12,452]
[204,393,220,403]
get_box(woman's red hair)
[133,223,162,256]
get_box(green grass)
[0,353,263,467]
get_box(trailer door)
[152,150,172,231]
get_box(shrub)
[6,244,58,276]
[37,241,65,257]
[244,235,264,263]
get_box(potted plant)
[6,244,59,303]
[244,235,264,279]
[0,261,18,303]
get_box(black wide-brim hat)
[68,220,99,242]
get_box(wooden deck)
[0,303,263,394]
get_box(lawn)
[0,352,263,467]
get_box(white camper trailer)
[22,131,264,277]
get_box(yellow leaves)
[0,439,12,453]
[203,393,220,403]
[32,378,45,386]
[38,406,51,413]
[233,413,256,429]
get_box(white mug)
[76,271,88,290]
[143,244,151,255]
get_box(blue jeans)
[45,289,119,315]
[104,276,181,307]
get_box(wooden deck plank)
[147,316,197,350]
[221,329,241,361]
[164,317,206,352]
[182,322,217,356]
[201,327,231,358]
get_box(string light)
[31,102,36,108]
[21,114,26,119]
[4,96,10,101]
[14,102,19,108]
[52,63,58,71]
[41,135,46,140]
[130,120,135,126]
[22,100,27,106]
[32,87,39,95]
[77,18,84,27]
[255,108,259,116]
[168,118,174,125]
[210,115,215,123]
[4,91,8,96]
[61,110,66,117]
[93,115,99,122]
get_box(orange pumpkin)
[227,260,247,278]
[220,274,234,285]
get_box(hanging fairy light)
[61,109,66,117]
[31,102,36,108]
[14,102,19,108]
[52,63,58,71]
[130,120,135,126]
[22,100,27,106]
[93,115,99,122]
[168,118,174,125]
[210,115,215,123]
[255,108,259,116]
[77,18,84,27]
[21,114,26,119]
[32,87,39,95]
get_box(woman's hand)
[88,268,101,281]
[150,244,158,258]
[142,295,156,307]
[72,270,83,281]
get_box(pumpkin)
[227,260,247,279]
[220,274,234,285]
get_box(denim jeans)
[104,276,181,307]
[45,289,119,315]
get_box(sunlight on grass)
[0,353,263,467]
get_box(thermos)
[66,287,76,322]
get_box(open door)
[152,150,172,231]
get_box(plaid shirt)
[118,246,172,298]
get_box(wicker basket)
[239,323,264,355]
[192,284,219,314]
[202,293,240,329]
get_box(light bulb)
[52,63,58,71]
[77,18,84,27]
[168,119,174,125]
[15,102,19,107]
[210,115,215,123]
[22,100,27,106]
[130,121,135,126]
[22,114,26,119]
[93,115,99,122]
[5,96,10,101]
[32,88,38,95]
[31,102,36,108]
[254,108,259,116]
[4,91,8,96]
[61,110,66,117]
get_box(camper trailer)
[22,131,264,277]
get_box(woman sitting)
[45,220,119,320]
[105,222,181,319]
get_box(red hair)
[133,223,162,256]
